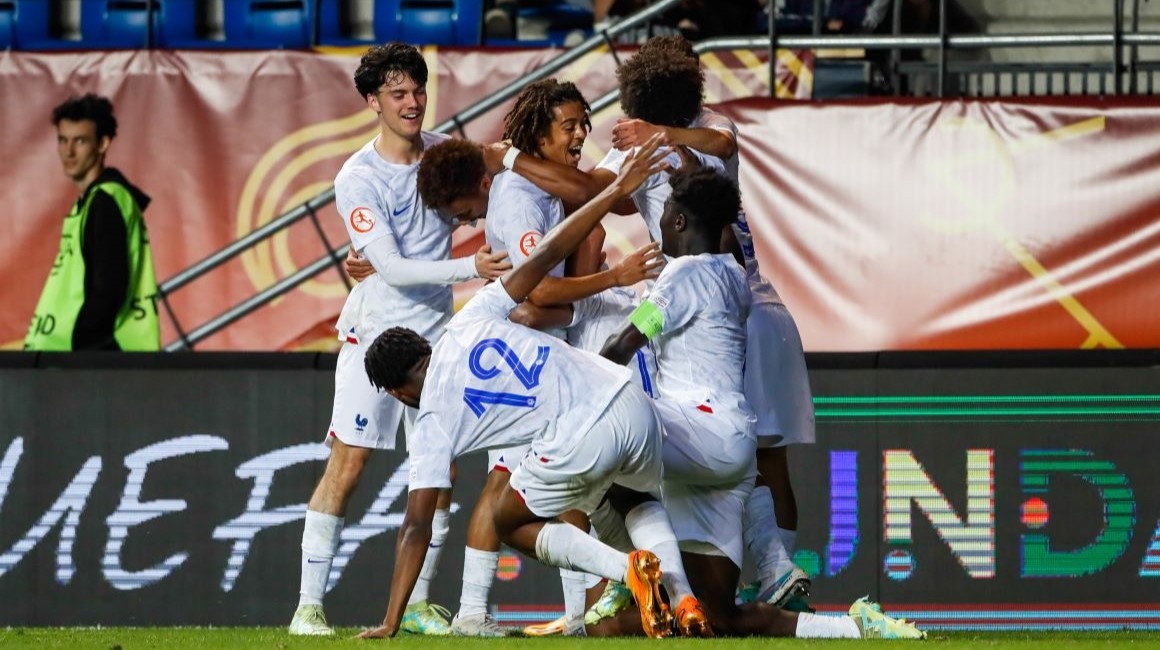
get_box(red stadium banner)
[0,47,794,351]
[7,52,1158,352]
[720,97,1160,350]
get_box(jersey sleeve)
[596,147,628,175]
[568,293,605,329]
[457,281,519,325]
[694,108,739,139]
[334,167,396,251]
[490,198,551,269]
[628,259,701,340]
[406,413,454,491]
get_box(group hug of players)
[286,36,925,640]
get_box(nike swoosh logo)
[392,204,411,216]
[307,559,327,564]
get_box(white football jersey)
[691,108,782,305]
[407,281,633,491]
[596,146,723,245]
[485,171,565,275]
[333,131,455,342]
[569,286,659,398]
[484,170,567,338]
[632,254,751,413]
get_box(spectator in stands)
[25,94,160,352]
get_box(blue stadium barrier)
[485,1,593,48]
[8,0,66,50]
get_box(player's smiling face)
[537,101,590,168]
[371,71,427,140]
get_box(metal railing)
[160,0,1160,350]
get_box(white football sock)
[458,546,498,619]
[624,500,693,604]
[560,569,589,625]
[299,510,342,607]
[408,507,450,605]
[534,521,627,583]
[795,613,861,638]
[744,486,794,585]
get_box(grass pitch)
[1,629,1158,649]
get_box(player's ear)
[480,173,493,194]
[367,92,381,113]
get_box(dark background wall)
[1,351,1157,629]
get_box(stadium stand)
[6,0,154,50]
[318,0,482,46]
[153,0,314,49]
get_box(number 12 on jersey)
[463,338,550,418]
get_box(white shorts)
[488,444,530,473]
[745,302,816,447]
[653,398,757,567]
[325,339,414,450]
[509,383,663,518]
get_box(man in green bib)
[25,94,160,351]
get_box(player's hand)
[345,247,376,283]
[475,244,512,280]
[482,141,510,175]
[612,118,666,151]
[612,241,665,286]
[612,133,669,198]
[356,625,396,639]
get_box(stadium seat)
[316,0,374,46]
[485,1,593,48]
[384,0,481,46]
[80,1,151,48]
[9,0,151,50]
[223,0,314,49]
[0,1,13,50]
[151,0,213,48]
[155,0,314,49]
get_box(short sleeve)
[694,108,739,139]
[456,281,519,326]
[629,259,701,340]
[568,294,605,329]
[334,168,396,251]
[406,413,454,491]
[596,147,628,174]
[491,201,550,269]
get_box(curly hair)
[502,79,591,156]
[365,327,432,392]
[354,42,429,99]
[637,35,697,63]
[417,138,486,209]
[617,48,703,128]
[668,167,740,235]
[52,94,117,140]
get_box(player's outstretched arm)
[498,134,669,305]
[613,117,738,160]
[357,487,439,639]
[484,141,617,213]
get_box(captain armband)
[628,300,665,340]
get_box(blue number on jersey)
[463,338,551,417]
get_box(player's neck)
[374,129,424,165]
[675,235,718,258]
